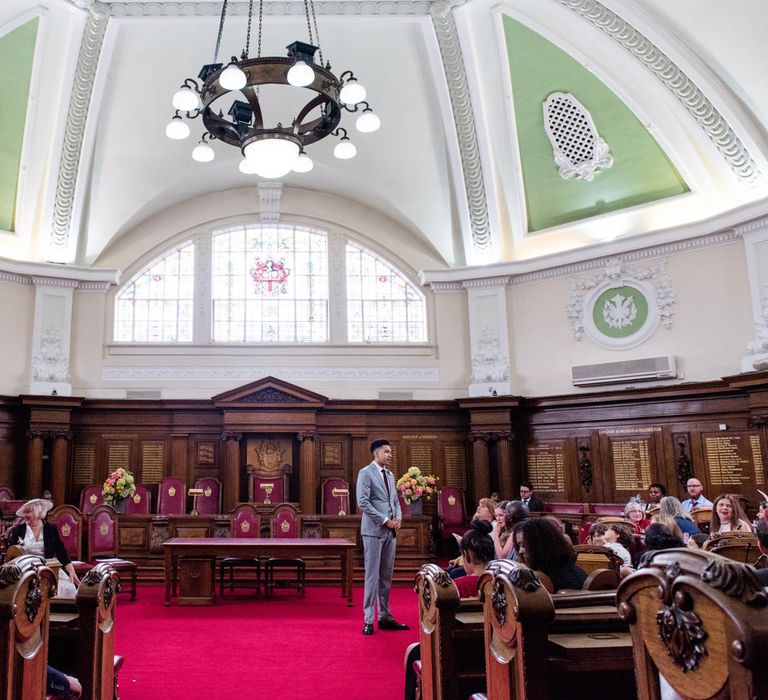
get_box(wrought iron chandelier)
[165,0,380,178]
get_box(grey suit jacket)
[357,461,401,537]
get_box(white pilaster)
[738,217,768,371]
[464,276,512,397]
[29,278,77,395]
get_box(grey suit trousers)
[362,530,396,624]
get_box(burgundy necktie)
[381,469,391,498]
[691,500,698,508]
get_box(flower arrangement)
[102,468,137,504]
[396,467,438,504]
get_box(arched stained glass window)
[211,224,329,343]
[114,241,195,342]
[346,242,427,343]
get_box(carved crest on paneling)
[211,376,328,406]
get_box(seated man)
[519,481,546,512]
[47,666,82,698]
[680,478,712,511]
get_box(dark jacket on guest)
[5,523,72,567]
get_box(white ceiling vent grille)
[126,390,162,399]
[378,391,414,400]
[543,92,613,181]
[572,355,676,387]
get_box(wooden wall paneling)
[748,415,768,486]
[523,437,568,503]
[668,431,693,495]
[598,427,661,504]
[0,432,17,491]
[699,428,767,504]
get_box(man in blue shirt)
[681,478,712,511]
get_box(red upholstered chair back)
[590,503,626,517]
[88,505,119,558]
[438,487,465,526]
[231,503,261,539]
[48,505,83,561]
[321,477,350,516]
[0,486,14,500]
[194,478,222,515]
[158,477,186,515]
[126,485,151,515]
[252,474,289,506]
[80,485,104,515]
[270,503,301,538]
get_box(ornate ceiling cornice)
[556,0,762,185]
[99,1,433,16]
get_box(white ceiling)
[2,0,768,274]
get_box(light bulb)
[355,109,381,133]
[192,143,215,162]
[287,60,315,87]
[219,62,247,91]
[172,87,200,112]
[334,139,357,160]
[292,152,314,173]
[239,158,260,175]
[243,136,300,178]
[339,79,366,105]
[165,116,190,140]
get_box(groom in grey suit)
[357,439,409,635]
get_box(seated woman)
[517,517,587,591]
[446,497,497,577]
[588,522,634,578]
[656,496,702,539]
[710,493,753,534]
[490,501,528,560]
[624,500,651,535]
[5,498,80,597]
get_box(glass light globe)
[172,87,200,112]
[192,143,215,162]
[355,109,381,133]
[287,61,314,87]
[239,158,260,175]
[165,116,190,140]
[334,139,357,160]
[292,152,314,173]
[339,79,366,105]
[219,62,247,91]
[243,137,300,178]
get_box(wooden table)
[163,537,356,606]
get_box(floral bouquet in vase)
[103,468,136,511]
[396,467,438,509]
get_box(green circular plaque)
[592,285,649,338]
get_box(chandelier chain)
[213,0,229,63]
[245,0,255,58]
[303,0,314,47]
[309,0,324,66]
[257,0,264,58]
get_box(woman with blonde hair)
[656,496,702,540]
[710,494,752,534]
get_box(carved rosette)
[492,579,508,627]
[656,592,708,672]
[25,575,43,624]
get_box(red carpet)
[115,585,418,699]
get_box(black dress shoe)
[378,619,409,631]
[362,623,374,635]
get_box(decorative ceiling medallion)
[544,92,613,181]
[567,258,675,349]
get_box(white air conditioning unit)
[572,355,677,387]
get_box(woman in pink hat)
[5,498,80,597]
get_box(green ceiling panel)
[0,18,38,232]
[503,16,688,233]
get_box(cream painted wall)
[0,280,34,394]
[508,241,751,396]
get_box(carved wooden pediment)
[212,377,328,407]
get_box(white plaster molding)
[567,257,675,345]
[543,92,613,181]
[555,0,762,185]
[259,183,283,224]
[102,1,433,16]
[49,3,110,262]
[103,366,439,380]
[470,326,509,383]
[31,328,71,383]
[0,271,32,286]
[461,275,510,289]
[734,217,768,238]
[76,281,113,292]
[429,281,463,293]
[0,256,119,285]
[430,0,491,252]
[31,276,80,289]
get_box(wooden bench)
[49,562,121,700]
[617,548,768,699]
[702,531,761,564]
[476,560,635,700]
[0,555,57,699]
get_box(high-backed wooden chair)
[0,486,14,500]
[264,503,305,595]
[574,544,623,576]
[80,485,104,515]
[437,487,467,551]
[0,555,56,699]
[193,477,221,515]
[220,503,262,596]
[321,477,350,516]
[617,548,768,699]
[125,485,151,515]
[157,477,186,515]
[87,504,138,600]
[249,468,289,506]
[703,531,761,564]
[590,503,626,517]
[690,505,713,534]
[48,504,91,578]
